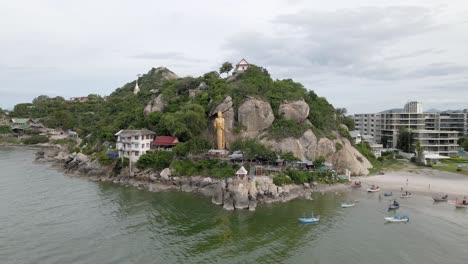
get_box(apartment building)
[115,129,156,162]
[354,102,462,157]
[353,113,381,138]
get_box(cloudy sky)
[1,0,467,113]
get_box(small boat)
[384,192,393,197]
[433,195,448,202]
[351,182,362,188]
[455,203,468,209]
[388,201,400,210]
[298,213,320,223]
[401,192,412,198]
[341,202,355,208]
[385,215,410,223]
[367,186,380,192]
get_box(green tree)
[219,62,233,77]
[397,128,415,153]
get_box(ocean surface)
[1,147,468,264]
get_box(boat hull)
[341,203,355,208]
[385,217,409,223]
[455,204,468,208]
[298,218,320,223]
[367,188,380,193]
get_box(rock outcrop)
[144,94,167,115]
[261,129,372,175]
[238,98,274,138]
[278,100,310,123]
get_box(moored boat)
[367,185,380,192]
[341,202,355,208]
[388,200,400,210]
[455,203,468,208]
[385,215,409,223]
[351,181,362,188]
[401,192,412,198]
[298,213,320,223]
[384,192,393,196]
[433,195,448,202]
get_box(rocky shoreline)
[34,147,349,211]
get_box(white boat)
[341,202,355,208]
[385,215,409,223]
[367,187,380,193]
[401,192,412,198]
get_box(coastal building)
[151,136,179,151]
[353,113,381,139]
[353,101,461,157]
[413,130,459,157]
[115,129,156,162]
[234,59,250,73]
[69,96,90,102]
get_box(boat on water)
[385,215,410,223]
[341,202,355,208]
[455,203,468,209]
[367,185,380,192]
[298,213,320,223]
[401,192,412,198]
[351,181,362,188]
[388,200,400,210]
[384,192,393,196]
[433,195,448,202]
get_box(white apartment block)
[115,129,156,162]
[353,113,381,138]
[353,102,463,157]
[413,130,459,157]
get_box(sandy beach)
[356,168,468,198]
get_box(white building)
[353,102,461,157]
[115,129,156,162]
[234,58,250,72]
[403,101,423,114]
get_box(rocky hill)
[9,64,372,175]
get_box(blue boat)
[298,213,320,223]
[384,192,393,196]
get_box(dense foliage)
[268,119,312,139]
[172,159,238,178]
[397,128,415,153]
[22,135,49,145]
[459,137,468,151]
[230,139,277,162]
[0,125,12,134]
[136,151,174,171]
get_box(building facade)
[353,102,463,157]
[115,129,156,162]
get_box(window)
[134,143,139,148]
[146,143,150,147]
[141,144,144,148]
[134,136,138,140]
[135,151,139,156]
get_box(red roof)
[152,136,179,146]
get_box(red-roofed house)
[151,136,179,151]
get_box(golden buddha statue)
[214,111,225,150]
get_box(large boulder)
[278,100,310,123]
[260,129,372,175]
[144,94,167,115]
[238,98,274,138]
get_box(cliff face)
[210,97,372,176]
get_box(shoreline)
[357,168,468,198]
[20,146,350,211]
